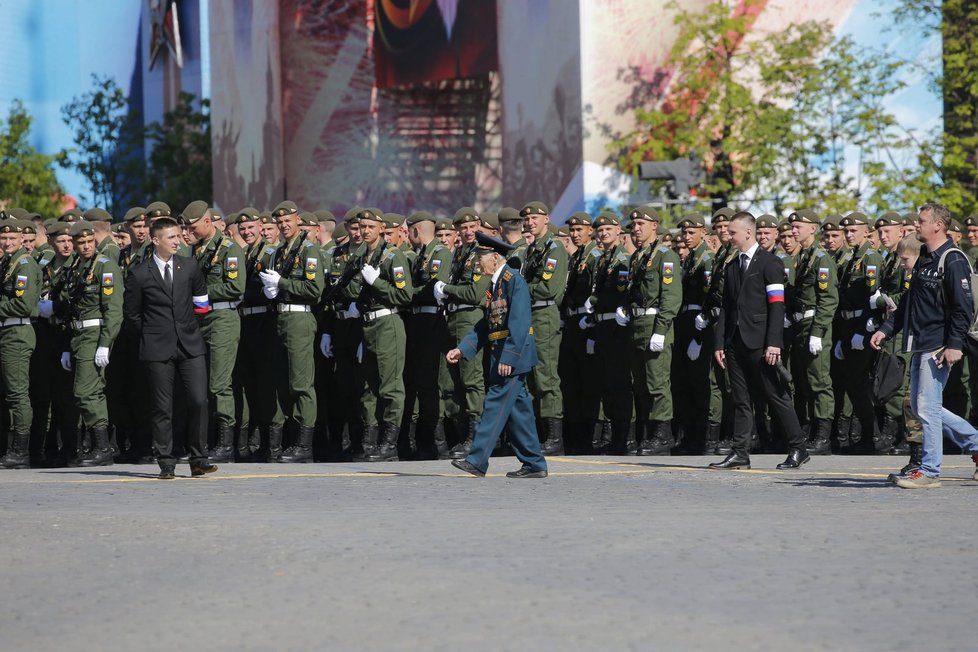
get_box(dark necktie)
[741,253,749,273]
[163,262,172,286]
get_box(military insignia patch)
[394,265,406,289]
[226,257,239,280]
[545,258,557,272]
[305,257,318,280]
[15,274,27,297]
[102,272,114,296]
[818,267,829,290]
[866,265,877,287]
[431,259,442,272]
[662,261,674,284]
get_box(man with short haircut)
[871,202,978,488]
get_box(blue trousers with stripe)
[465,372,547,474]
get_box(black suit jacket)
[123,254,208,362]
[716,246,786,350]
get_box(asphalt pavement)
[2,454,976,651]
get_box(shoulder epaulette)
[325,245,337,255]
[815,250,825,258]
[222,240,231,248]
[433,244,446,252]
[39,258,50,268]
[589,248,602,258]
[503,269,513,281]
[264,246,276,255]
[548,240,558,250]
[97,256,109,264]
[18,257,28,265]
[658,245,669,253]
[303,241,314,249]
[385,249,396,260]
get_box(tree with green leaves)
[0,100,66,217]
[144,92,212,211]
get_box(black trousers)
[725,335,804,457]
[145,347,208,466]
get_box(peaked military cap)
[839,211,869,226]
[234,207,261,223]
[519,201,549,217]
[145,201,171,218]
[435,218,454,231]
[181,200,211,224]
[59,208,83,223]
[474,231,515,255]
[874,211,904,228]
[334,224,348,240]
[69,221,96,237]
[110,223,126,234]
[556,225,571,237]
[594,211,621,227]
[712,207,735,223]
[383,213,405,229]
[16,219,35,234]
[677,212,705,228]
[949,218,963,234]
[406,211,435,226]
[47,221,70,237]
[272,201,299,218]
[821,214,844,231]
[788,209,819,224]
[452,206,480,225]
[0,218,21,233]
[755,214,779,229]
[315,210,336,224]
[778,220,793,233]
[299,212,319,227]
[902,213,918,226]
[629,206,660,222]
[259,211,274,224]
[480,212,499,230]
[344,206,364,223]
[497,207,522,223]
[6,207,29,219]
[963,214,978,227]
[566,212,593,226]
[123,207,147,223]
[358,207,385,223]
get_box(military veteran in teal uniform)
[446,232,548,478]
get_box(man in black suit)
[710,212,810,470]
[123,217,217,479]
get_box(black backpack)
[872,350,906,406]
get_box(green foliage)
[0,100,66,216]
[144,92,212,211]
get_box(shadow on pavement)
[38,469,162,479]
[774,478,890,489]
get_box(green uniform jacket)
[682,241,714,310]
[241,240,277,307]
[40,254,74,300]
[399,241,418,265]
[193,232,246,303]
[443,242,491,306]
[838,241,884,338]
[703,243,738,323]
[791,243,838,339]
[96,236,120,262]
[507,238,528,271]
[271,233,325,305]
[873,247,910,322]
[34,246,56,270]
[55,254,123,348]
[563,241,600,313]
[589,245,631,312]
[0,248,42,318]
[629,239,682,336]
[357,242,414,311]
[523,233,568,305]
[411,239,452,306]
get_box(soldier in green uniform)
[50,221,124,467]
[585,212,634,453]
[821,214,855,449]
[498,208,528,268]
[259,201,325,462]
[32,222,78,465]
[352,208,414,461]
[559,212,600,454]
[183,201,246,462]
[435,218,457,251]
[870,211,912,453]
[755,214,780,254]
[787,209,839,454]
[0,218,41,468]
[519,201,569,454]
[836,211,886,452]
[82,208,120,262]
[673,212,719,454]
[403,211,452,458]
[625,206,682,455]
[230,208,277,460]
[322,208,367,459]
[433,207,491,458]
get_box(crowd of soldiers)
[1,199,977,470]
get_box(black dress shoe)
[158,466,176,480]
[505,467,548,478]
[450,459,485,478]
[777,449,811,469]
[708,453,751,470]
[190,461,218,477]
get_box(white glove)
[808,335,823,356]
[347,302,360,319]
[578,316,591,330]
[865,318,878,333]
[614,306,631,327]
[320,334,333,358]
[834,341,844,360]
[356,342,363,363]
[433,281,447,305]
[851,333,865,350]
[586,339,595,355]
[38,299,54,318]
[361,264,380,286]
[95,346,110,368]
[60,352,72,371]
[868,290,882,309]
[687,339,702,360]
[584,297,595,314]
[694,313,709,331]
[649,333,665,352]
[259,270,281,288]
[263,284,279,299]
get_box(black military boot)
[367,423,400,462]
[540,418,564,455]
[354,424,380,462]
[834,416,852,453]
[432,420,451,460]
[808,418,833,455]
[629,421,644,455]
[0,431,30,469]
[888,418,910,455]
[448,415,475,460]
[887,442,923,483]
[704,423,721,457]
[267,425,285,462]
[592,422,611,454]
[281,425,314,463]
[79,427,115,467]
[874,416,898,454]
[208,423,236,463]
[638,421,672,456]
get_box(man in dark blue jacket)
[446,232,547,478]
[872,202,978,488]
